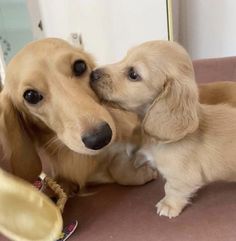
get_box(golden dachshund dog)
[0,38,158,195]
[199,81,236,106]
[90,40,236,218]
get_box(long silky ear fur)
[0,93,42,182]
[142,65,199,143]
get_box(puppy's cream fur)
[92,40,236,218]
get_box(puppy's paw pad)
[133,152,156,170]
[136,164,158,184]
[151,168,158,180]
[144,164,158,179]
[156,199,181,218]
[133,155,150,169]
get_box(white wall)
[26,0,44,39]
[77,0,168,64]
[37,0,168,64]
[38,0,81,42]
[0,45,5,84]
[176,0,236,59]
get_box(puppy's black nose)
[90,69,103,83]
[82,122,112,150]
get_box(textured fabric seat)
[193,56,236,84]
[63,56,236,241]
[63,181,236,241]
[1,56,236,241]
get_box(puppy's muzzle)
[90,68,106,87]
[82,122,112,150]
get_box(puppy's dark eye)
[73,59,87,76]
[23,89,43,105]
[128,67,141,81]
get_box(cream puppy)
[90,40,236,218]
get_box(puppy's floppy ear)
[0,93,42,182]
[143,66,199,142]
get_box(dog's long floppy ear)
[0,94,42,182]
[143,67,199,143]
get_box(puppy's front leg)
[109,151,158,186]
[132,145,156,169]
[156,182,199,218]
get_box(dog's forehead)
[24,38,74,53]
[7,41,91,73]
[124,45,151,66]
[5,38,96,94]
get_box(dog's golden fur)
[91,40,236,218]
[199,81,236,106]
[0,38,158,193]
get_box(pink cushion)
[61,56,236,241]
[63,181,236,241]
[1,56,236,241]
[1,180,236,241]
[193,56,236,84]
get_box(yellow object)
[0,169,63,241]
[167,0,173,41]
[44,175,67,213]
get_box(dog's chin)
[92,88,150,119]
[91,89,118,109]
[99,98,137,116]
[63,135,115,156]
[67,143,104,156]
[90,85,103,99]
[79,148,103,156]
[94,92,109,104]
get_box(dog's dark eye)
[128,67,141,81]
[23,89,43,104]
[73,60,87,76]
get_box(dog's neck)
[136,104,151,121]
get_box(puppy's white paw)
[133,152,149,168]
[132,151,156,170]
[135,163,158,185]
[156,197,182,218]
[143,164,158,180]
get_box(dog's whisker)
[44,137,63,155]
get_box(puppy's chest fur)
[143,104,236,185]
[148,140,203,183]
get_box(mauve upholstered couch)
[1,56,236,241]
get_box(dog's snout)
[90,69,104,83]
[82,122,112,150]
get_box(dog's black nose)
[90,69,103,83]
[82,122,112,150]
